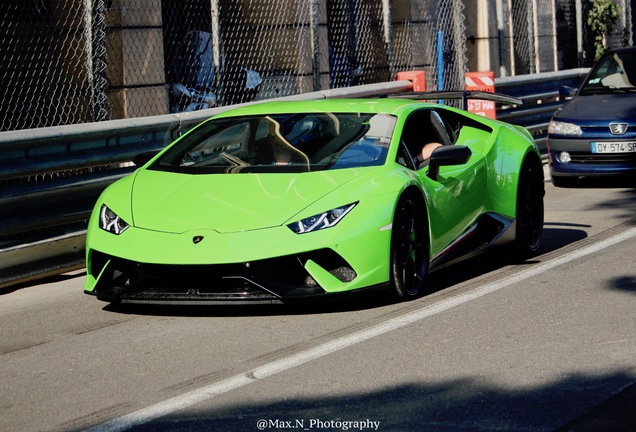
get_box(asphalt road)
[1,166,636,432]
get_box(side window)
[400,110,432,162]
[398,109,451,170]
[430,110,459,146]
[443,110,493,149]
[396,140,417,170]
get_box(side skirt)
[429,212,515,271]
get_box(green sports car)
[84,98,544,304]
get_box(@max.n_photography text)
[256,418,381,431]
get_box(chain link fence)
[499,0,631,76]
[0,0,632,132]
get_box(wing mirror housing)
[133,151,159,167]
[427,145,472,181]
[559,85,577,97]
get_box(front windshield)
[580,51,636,95]
[149,112,396,174]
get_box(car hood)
[555,93,636,123]
[129,169,365,233]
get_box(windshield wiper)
[580,85,636,95]
[608,87,636,93]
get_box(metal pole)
[210,0,222,97]
[310,0,321,91]
[532,0,540,72]
[621,0,633,46]
[91,0,109,122]
[627,0,634,46]
[437,31,444,91]
[453,0,466,84]
[575,0,583,66]
[382,0,394,80]
[496,0,508,77]
[526,0,536,74]
[551,0,558,71]
[507,0,516,74]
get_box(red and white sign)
[465,71,495,119]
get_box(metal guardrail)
[0,70,588,289]
[496,68,589,148]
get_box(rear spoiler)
[387,91,523,110]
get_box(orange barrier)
[397,70,426,92]
[465,71,496,119]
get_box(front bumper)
[87,248,381,304]
[85,219,392,304]
[548,137,636,177]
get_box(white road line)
[85,226,636,432]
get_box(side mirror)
[427,145,472,181]
[558,85,577,97]
[133,151,159,167]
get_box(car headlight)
[548,120,582,136]
[99,205,130,235]
[287,202,357,234]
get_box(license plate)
[591,141,636,153]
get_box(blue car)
[547,47,636,187]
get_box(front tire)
[514,157,544,256]
[390,191,429,300]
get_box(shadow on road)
[76,371,636,432]
[607,275,636,294]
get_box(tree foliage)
[587,0,619,60]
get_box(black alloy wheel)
[515,157,544,256]
[390,191,429,300]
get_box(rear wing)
[388,91,523,110]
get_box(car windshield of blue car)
[148,112,396,173]
[580,51,636,95]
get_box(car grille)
[91,249,354,303]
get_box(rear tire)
[514,157,544,256]
[390,192,429,300]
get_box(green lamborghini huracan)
[84,98,544,304]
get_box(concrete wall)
[105,0,168,118]
[463,0,500,74]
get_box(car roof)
[213,98,437,118]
